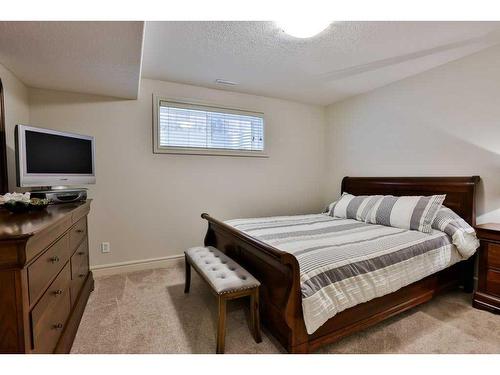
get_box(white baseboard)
[91,254,184,277]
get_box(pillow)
[327,193,383,221]
[432,206,479,259]
[366,194,445,233]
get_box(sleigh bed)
[201,176,480,353]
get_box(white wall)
[326,45,500,224]
[29,79,327,267]
[0,63,30,191]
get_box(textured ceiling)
[1,22,499,104]
[142,21,500,105]
[0,21,144,99]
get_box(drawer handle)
[79,273,86,278]
[52,323,64,330]
[77,251,85,256]
[75,229,84,233]
[50,256,60,263]
[53,289,63,296]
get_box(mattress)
[226,214,462,334]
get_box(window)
[153,99,266,156]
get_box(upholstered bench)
[184,246,262,353]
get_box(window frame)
[153,95,268,157]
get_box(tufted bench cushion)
[185,246,260,295]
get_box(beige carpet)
[71,264,500,354]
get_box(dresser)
[0,201,94,353]
[473,223,500,314]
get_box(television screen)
[16,125,95,187]
[25,130,93,174]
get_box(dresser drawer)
[69,217,87,252]
[70,270,89,306]
[71,239,89,278]
[31,263,72,353]
[28,233,72,305]
[70,239,89,304]
[486,269,500,297]
[486,243,500,270]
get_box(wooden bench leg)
[184,255,191,294]
[216,296,227,354]
[250,288,262,343]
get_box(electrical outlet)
[101,242,111,253]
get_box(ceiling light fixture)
[276,20,332,39]
[215,79,238,86]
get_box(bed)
[201,176,480,353]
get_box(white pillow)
[327,193,382,221]
[366,194,445,233]
[432,206,479,259]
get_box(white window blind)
[156,100,265,155]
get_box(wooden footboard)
[201,213,309,351]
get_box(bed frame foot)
[289,343,309,354]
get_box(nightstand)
[473,223,500,314]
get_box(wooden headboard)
[341,176,480,225]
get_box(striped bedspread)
[225,214,462,334]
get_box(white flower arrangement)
[0,192,31,205]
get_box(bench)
[184,246,262,353]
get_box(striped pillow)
[432,206,479,258]
[327,193,383,221]
[366,194,446,233]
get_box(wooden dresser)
[473,223,500,314]
[0,201,94,353]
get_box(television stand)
[31,188,87,204]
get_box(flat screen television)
[15,125,96,187]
